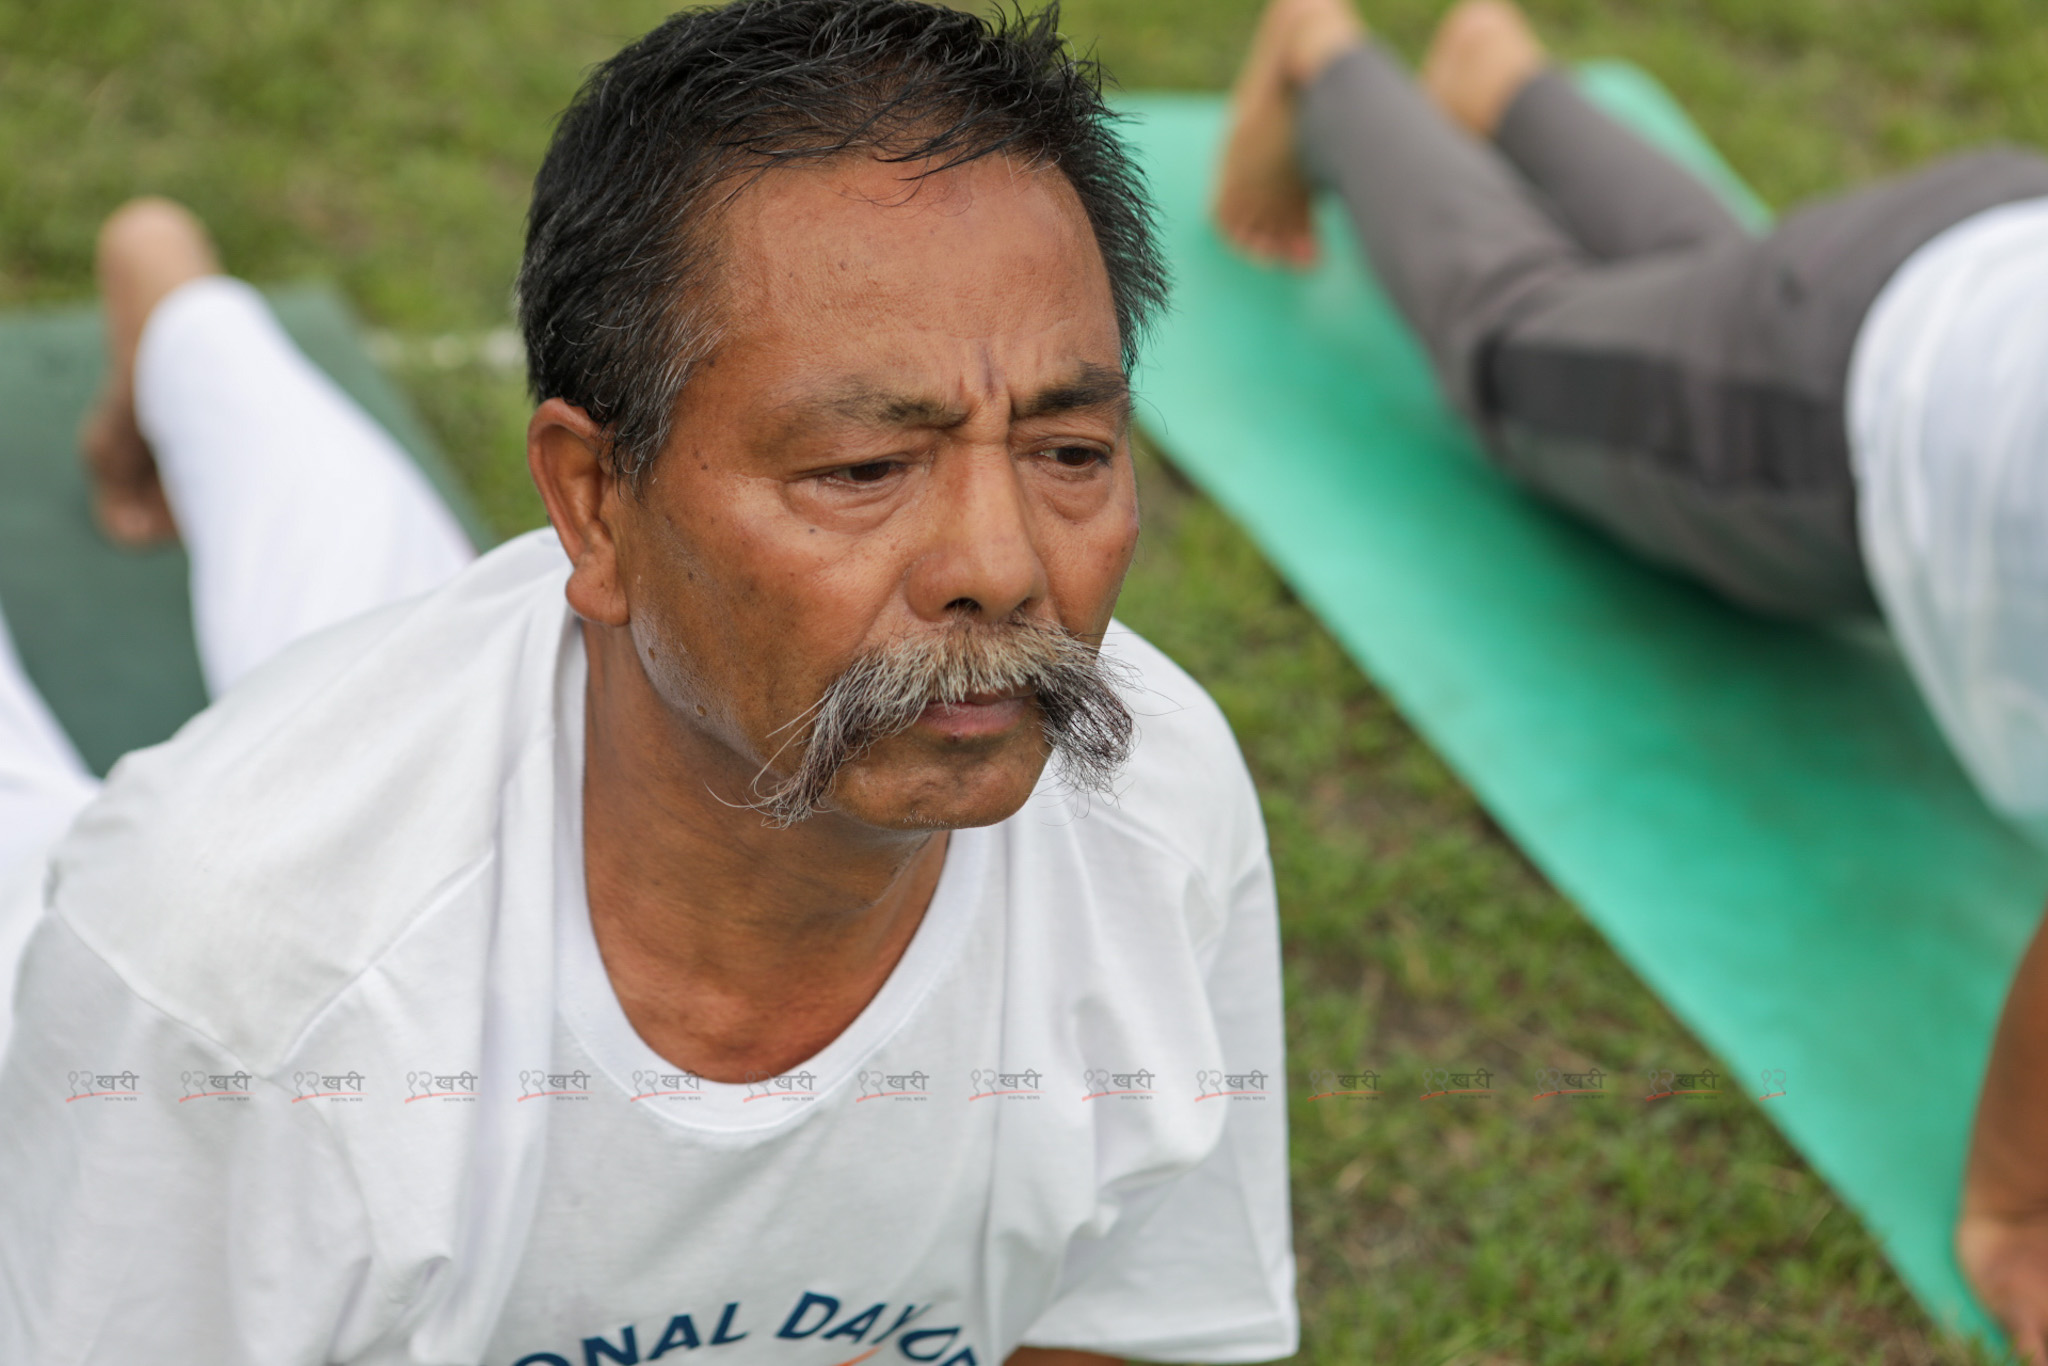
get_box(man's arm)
[1959,900,2048,1365]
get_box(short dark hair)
[518,0,1168,485]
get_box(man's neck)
[578,622,948,1084]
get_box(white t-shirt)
[0,531,1296,1366]
[1848,195,2048,842]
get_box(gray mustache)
[749,618,1135,826]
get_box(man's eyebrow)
[1013,363,1131,423]
[818,388,969,428]
[790,363,1132,432]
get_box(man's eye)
[1050,446,1107,468]
[838,461,897,484]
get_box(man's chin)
[820,727,1052,832]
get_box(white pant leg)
[0,599,100,986]
[134,277,476,697]
[0,601,99,870]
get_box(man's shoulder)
[1067,623,1266,884]
[42,531,574,1067]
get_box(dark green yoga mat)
[0,284,491,776]
[1120,65,2046,1345]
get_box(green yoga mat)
[0,284,491,776]
[1120,65,2047,1346]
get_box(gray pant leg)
[1297,42,1587,424]
[1496,69,1749,259]
[1297,42,2048,619]
[1490,149,2048,617]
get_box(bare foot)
[1213,0,1367,268]
[79,386,177,545]
[79,196,221,547]
[1420,0,1548,138]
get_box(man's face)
[609,151,1138,832]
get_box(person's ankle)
[79,197,213,548]
[1279,0,1368,91]
[1421,0,1547,137]
[96,198,222,377]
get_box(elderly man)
[0,3,1296,1363]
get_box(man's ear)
[528,397,631,627]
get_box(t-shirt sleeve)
[1019,820,1299,1363]
[0,914,388,1365]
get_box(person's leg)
[0,600,99,889]
[1424,0,1750,260]
[1281,38,1857,616]
[0,601,99,1042]
[1478,149,2048,617]
[78,204,214,547]
[1218,0,1591,419]
[1214,0,1373,267]
[1216,0,2048,618]
[88,200,476,697]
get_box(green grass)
[5,0,2044,1361]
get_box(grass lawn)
[6,1,2045,1361]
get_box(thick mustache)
[744,618,1135,827]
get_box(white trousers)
[0,277,475,892]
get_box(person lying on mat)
[1212,0,2048,854]
[1212,0,2048,1350]
[0,3,1296,1362]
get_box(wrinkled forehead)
[705,151,1123,399]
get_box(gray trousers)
[1299,44,2048,618]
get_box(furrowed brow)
[816,386,969,429]
[781,363,1131,437]
[1013,363,1131,424]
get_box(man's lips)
[916,689,1031,738]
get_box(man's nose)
[905,446,1047,624]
